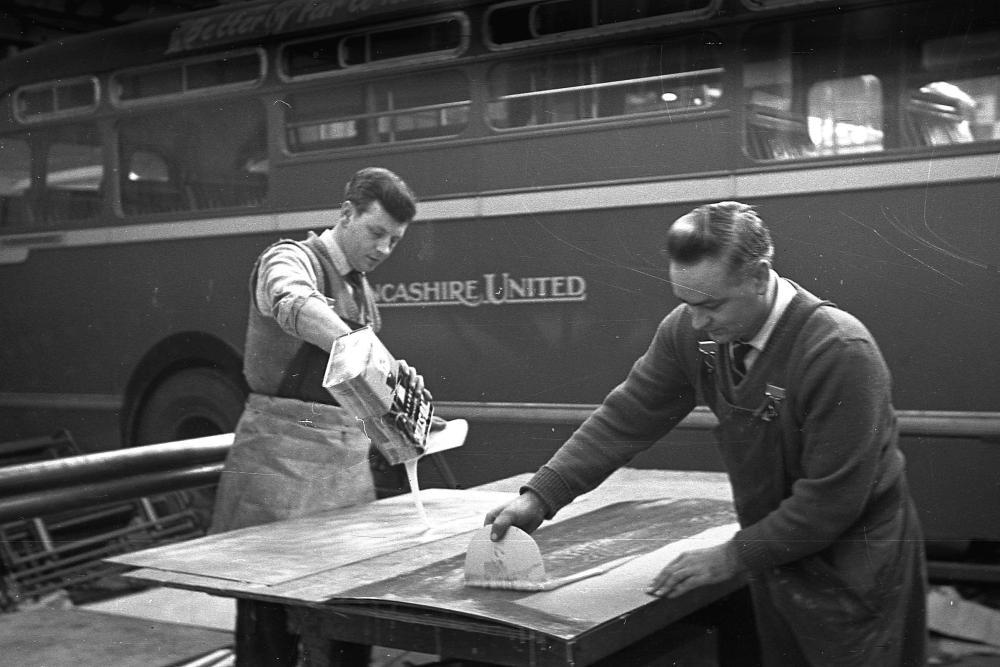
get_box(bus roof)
[0,0,484,93]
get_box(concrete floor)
[1,607,232,667]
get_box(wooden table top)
[110,469,738,641]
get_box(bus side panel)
[270,145,485,209]
[0,233,270,451]
[754,180,999,412]
[478,117,732,190]
[375,206,676,404]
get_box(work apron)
[209,393,375,534]
[701,299,926,667]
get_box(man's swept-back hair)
[344,167,417,223]
[665,201,773,277]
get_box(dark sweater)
[526,284,906,573]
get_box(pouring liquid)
[404,458,431,530]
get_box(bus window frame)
[483,0,721,51]
[484,35,726,133]
[277,12,471,84]
[109,47,267,109]
[12,76,101,125]
[282,68,473,154]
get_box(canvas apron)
[699,297,925,667]
[209,393,375,533]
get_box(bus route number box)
[323,326,433,465]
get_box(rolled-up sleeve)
[254,243,334,337]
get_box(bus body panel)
[1,0,998,544]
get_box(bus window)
[282,14,467,78]
[285,70,470,151]
[372,71,470,142]
[905,30,1000,147]
[0,136,32,228]
[904,81,978,147]
[486,0,716,46]
[808,75,883,156]
[342,15,465,66]
[285,85,365,150]
[487,37,722,129]
[43,126,104,223]
[119,99,267,216]
[13,76,98,123]
[744,16,887,161]
[112,50,263,105]
[122,149,184,214]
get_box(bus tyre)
[132,366,246,531]
[135,366,245,445]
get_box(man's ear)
[339,200,354,224]
[752,259,771,293]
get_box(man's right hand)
[484,490,547,541]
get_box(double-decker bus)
[1,0,997,546]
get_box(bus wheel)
[134,366,245,445]
[132,366,246,530]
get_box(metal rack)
[0,431,209,608]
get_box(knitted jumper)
[526,282,906,573]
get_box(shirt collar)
[318,228,354,278]
[745,270,795,353]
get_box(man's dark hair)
[665,201,773,277]
[344,167,417,223]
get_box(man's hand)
[645,541,744,599]
[396,359,430,400]
[484,490,547,541]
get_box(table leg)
[235,599,297,666]
[298,635,371,667]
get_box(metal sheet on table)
[327,497,737,639]
[109,488,514,585]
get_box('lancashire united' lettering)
[167,0,425,54]
[375,273,587,307]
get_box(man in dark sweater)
[486,201,927,666]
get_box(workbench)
[109,469,748,666]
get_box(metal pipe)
[0,464,223,524]
[434,402,1000,439]
[0,433,233,495]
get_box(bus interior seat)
[904,97,974,147]
[746,106,816,160]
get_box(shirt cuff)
[522,465,577,519]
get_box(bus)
[1,0,997,547]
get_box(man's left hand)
[645,541,744,599]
